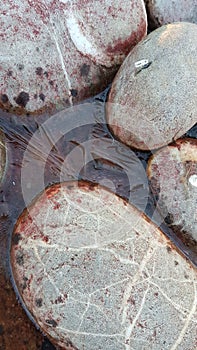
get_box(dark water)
[0,87,196,349]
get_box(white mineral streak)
[65,12,107,62]
[48,14,73,106]
[170,281,196,350]
[12,183,197,350]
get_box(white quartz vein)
[33,245,66,302]
[170,282,197,350]
[42,1,73,106]
[124,283,150,350]
[120,242,157,325]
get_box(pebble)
[0,0,147,115]
[11,181,197,350]
[145,0,197,29]
[106,22,197,150]
[147,138,197,245]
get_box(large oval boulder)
[106,22,197,150]
[0,0,147,115]
[11,181,197,350]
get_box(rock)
[145,0,197,29]
[0,0,147,115]
[0,130,6,184]
[11,181,197,350]
[147,138,197,247]
[106,22,197,150]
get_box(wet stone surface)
[106,22,197,150]
[0,0,147,115]
[0,90,196,349]
[11,181,197,350]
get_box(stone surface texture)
[106,22,197,150]
[145,0,197,29]
[147,138,197,245]
[0,0,147,114]
[11,181,197,350]
[0,130,6,184]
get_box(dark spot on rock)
[44,71,49,77]
[174,260,179,266]
[88,182,96,191]
[54,295,66,304]
[7,70,13,76]
[166,246,171,253]
[67,185,74,190]
[35,67,43,76]
[13,233,22,245]
[36,47,40,52]
[0,94,8,103]
[16,251,24,266]
[21,277,28,290]
[45,319,57,327]
[49,80,54,86]
[80,63,90,76]
[165,213,172,225]
[53,203,60,210]
[17,63,24,70]
[70,89,78,97]
[39,93,45,101]
[127,296,135,305]
[64,338,78,349]
[34,94,38,99]
[63,98,70,106]
[14,91,29,107]
[35,298,43,307]
[0,324,4,335]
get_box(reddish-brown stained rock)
[147,138,197,246]
[11,181,197,350]
[145,0,197,29]
[106,22,197,150]
[0,0,147,114]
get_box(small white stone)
[189,174,197,188]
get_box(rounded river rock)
[11,181,197,350]
[147,138,197,246]
[106,22,197,150]
[145,0,197,29]
[0,0,147,114]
